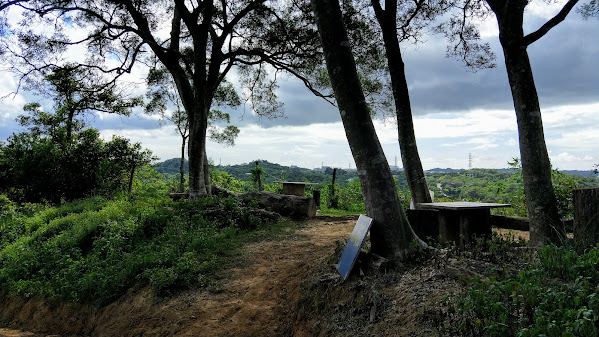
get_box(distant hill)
[424,168,596,177]
[212,160,362,186]
[560,170,598,177]
[153,158,189,174]
[426,168,464,174]
[153,159,368,187]
[153,158,598,184]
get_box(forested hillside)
[154,159,364,186]
[154,158,599,215]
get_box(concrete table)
[418,202,511,245]
[275,181,319,197]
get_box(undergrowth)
[438,243,599,337]
[0,192,292,306]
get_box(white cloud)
[99,126,182,161]
[543,103,599,127]
[412,109,516,139]
[0,5,596,172]
[525,1,569,21]
[543,104,599,163]
[554,152,578,162]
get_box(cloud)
[412,109,516,139]
[0,4,597,172]
[53,101,599,171]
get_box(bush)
[0,129,154,203]
[320,179,409,213]
[497,158,582,218]
[439,244,599,337]
[0,192,284,305]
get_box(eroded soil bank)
[0,216,357,337]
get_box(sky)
[1,3,598,171]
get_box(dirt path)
[0,216,356,337]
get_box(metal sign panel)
[337,215,373,280]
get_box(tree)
[1,64,151,202]
[3,0,322,198]
[101,135,155,194]
[312,0,423,257]
[369,0,463,208]
[0,122,153,203]
[21,66,141,147]
[312,0,492,209]
[484,0,580,246]
[145,68,240,193]
[443,0,586,245]
[370,0,431,208]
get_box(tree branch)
[523,0,580,46]
[0,0,25,11]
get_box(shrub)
[439,244,599,337]
[0,192,283,305]
[0,129,154,204]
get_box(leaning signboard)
[337,215,373,280]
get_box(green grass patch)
[0,193,295,306]
[318,207,360,217]
[439,244,599,337]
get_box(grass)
[318,207,360,217]
[438,242,599,337]
[0,191,296,306]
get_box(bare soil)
[0,216,527,337]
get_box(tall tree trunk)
[502,46,564,245]
[187,104,210,198]
[203,148,212,197]
[179,136,187,192]
[312,0,422,257]
[493,5,564,245]
[373,0,432,208]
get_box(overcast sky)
[1,2,598,170]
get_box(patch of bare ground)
[292,228,533,337]
[292,250,470,337]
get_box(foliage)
[497,158,583,218]
[319,179,410,214]
[439,244,599,337]
[0,65,153,204]
[210,160,365,187]
[2,0,326,197]
[209,169,245,194]
[0,190,286,305]
[18,66,141,146]
[0,128,154,203]
[250,164,263,188]
[326,183,339,209]
[578,0,599,20]
[425,161,598,218]
[153,158,189,175]
[155,159,598,216]
[145,67,241,147]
